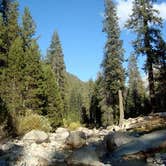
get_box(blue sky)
[19,0,166,82]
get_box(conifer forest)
[0,0,165,136]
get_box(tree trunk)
[119,90,124,126]
[144,19,156,113]
[147,60,156,113]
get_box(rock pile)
[0,113,166,166]
[0,128,113,166]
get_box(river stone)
[77,127,94,138]
[104,132,135,152]
[66,146,104,166]
[23,130,49,144]
[65,131,86,149]
[56,127,68,133]
[55,128,69,142]
[1,142,13,151]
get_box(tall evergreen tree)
[0,0,12,23]
[6,37,24,113]
[0,1,20,135]
[46,31,68,119]
[47,31,66,101]
[101,0,125,125]
[23,42,43,112]
[21,8,43,113]
[0,14,6,68]
[21,7,35,48]
[42,64,64,128]
[155,37,166,111]
[89,75,102,127]
[0,1,19,68]
[0,1,19,108]
[68,88,83,122]
[125,54,147,118]
[125,0,163,112]
[6,1,19,49]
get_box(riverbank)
[0,113,166,166]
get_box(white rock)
[55,127,69,142]
[56,127,68,133]
[1,142,13,151]
[23,130,49,144]
[93,128,99,135]
[66,131,86,149]
[146,157,154,163]
[77,127,94,138]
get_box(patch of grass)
[68,122,81,131]
[15,110,52,136]
[63,118,81,130]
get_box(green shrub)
[15,110,52,135]
[68,122,81,130]
[63,118,81,130]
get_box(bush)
[15,110,52,135]
[63,118,81,130]
[68,122,81,130]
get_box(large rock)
[77,127,94,138]
[65,131,86,149]
[104,132,135,152]
[66,146,104,166]
[55,127,69,141]
[23,130,49,144]
[49,128,69,150]
[56,127,68,134]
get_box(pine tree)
[0,1,20,109]
[125,0,163,112]
[0,1,19,68]
[0,0,12,23]
[101,0,125,125]
[42,64,64,128]
[46,31,68,119]
[0,15,6,103]
[0,1,20,135]
[125,54,147,118]
[47,31,66,102]
[89,75,102,127]
[155,37,166,111]
[6,1,19,49]
[23,42,43,112]
[6,36,24,113]
[68,88,83,122]
[21,7,35,48]
[21,8,43,113]
[0,14,6,68]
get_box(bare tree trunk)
[119,90,124,126]
[147,60,156,113]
